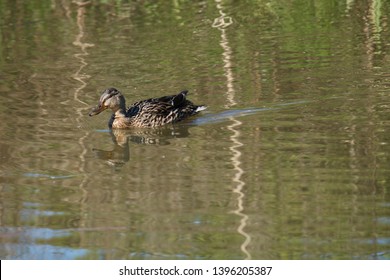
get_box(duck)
[89,87,206,128]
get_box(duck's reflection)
[92,130,130,168]
[92,125,191,168]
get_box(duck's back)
[125,90,205,127]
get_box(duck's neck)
[114,108,127,118]
[113,97,128,118]
[109,108,127,128]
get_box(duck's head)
[89,88,126,116]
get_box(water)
[0,0,389,260]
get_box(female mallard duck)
[89,88,206,128]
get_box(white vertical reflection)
[71,2,94,203]
[72,1,94,111]
[212,0,235,108]
[213,0,252,259]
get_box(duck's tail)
[196,105,207,112]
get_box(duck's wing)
[170,90,188,107]
[151,90,189,108]
[126,104,140,117]
[126,99,172,118]
[126,90,190,116]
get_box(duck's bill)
[89,105,105,116]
